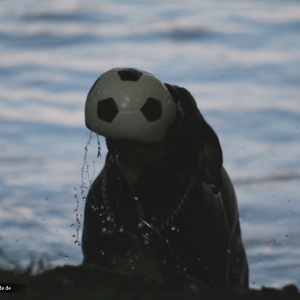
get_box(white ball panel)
[85,92,98,131]
[113,111,147,140]
[113,82,145,111]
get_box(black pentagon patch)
[141,97,162,121]
[97,98,118,122]
[118,68,143,81]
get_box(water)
[0,0,300,288]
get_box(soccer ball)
[85,67,177,143]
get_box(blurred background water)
[0,0,299,288]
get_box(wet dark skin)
[82,85,249,289]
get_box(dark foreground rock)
[1,264,299,300]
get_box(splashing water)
[81,131,94,192]
[72,131,101,246]
[97,133,101,158]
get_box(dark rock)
[0,264,299,300]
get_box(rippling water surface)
[0,0,300,288]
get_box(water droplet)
[144,240,149,245]
[138,222,143,228]
[75,240,80,246]
[64,256,68,260]
[134,197,139,201]
[119,226,124,233]
[97,134,101,157]
[70,224,74,227]
[72,235,76,238]
[102,227,107,233]
[171,226,176,231]
[101,251,105,255]
[183,267,187,272]
[165,239,169,243]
